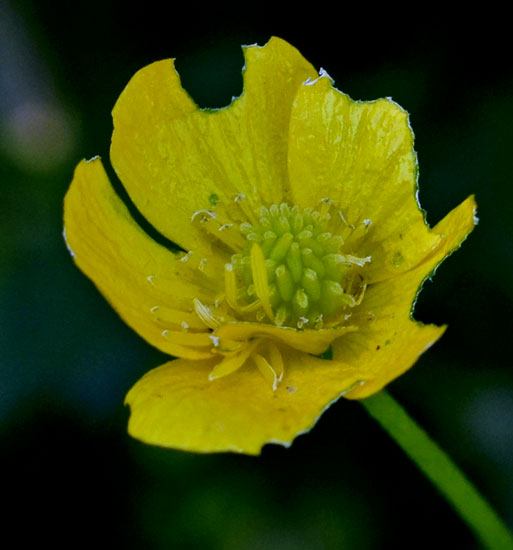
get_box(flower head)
[64,38,476,454]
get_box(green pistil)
[233,203,370,328]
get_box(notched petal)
[111,37,317,252]
[63,157,213,359]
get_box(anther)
[218,223,233,231]
[193,298,220,329]
[250,243,274,321]
[191,209,216,222]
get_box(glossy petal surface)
[126,350,363,455]
[64,158,215,359]
[288,76,441,282]
[338,196,477,398]
[111,37,316,251]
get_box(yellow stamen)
[345,272,368,305]
[344,254,371,267]
[191,210,245,251]
[353,277,368,306]
[355,283,367,306]
[233,193,259,225]
[224,263,239,311]
[253,353,280,391]
[268,342,284,383]
[209,339,261,380]
[319,197,333,218]
[193,298,220,329]
[250,243,275,322]
[224,263,262,313]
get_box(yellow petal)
[111,37,317,251]
[125,350,364,455]
[63,157,217,359]
[287,76,441,282]
[334,196,477,398]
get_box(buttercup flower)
[64,37,476,454]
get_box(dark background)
[1,3,512,548]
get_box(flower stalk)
[362,390,513,549]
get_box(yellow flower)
[64,37,476,455]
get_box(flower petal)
[63,157,218,359]
[334,196,477,398]
[125,350,364,454]
[111,37,317,251]
[287,75,441,282]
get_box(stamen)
[253,353,280,391]
[224,263,262,313]
[250,243,275,322]
[209,339,261,380]
[320,197,334,218]
[347,274,367,306]
[338,209,355,229]
[354,282,367,306]
[219,223,233,231]
[233,192,258,225]
[191,209,216,222]
[297,316,309,330]
[344,254,371,267]
[193,298,220,329]
[314,314,324,330]
[268,342,284,383]
[209,334,220,347]
[192,210,245,251]
[224,263,239,311]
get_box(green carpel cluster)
[231,203,369,328]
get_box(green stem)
[361,390,513,550]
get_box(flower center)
[225,203,370,329]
